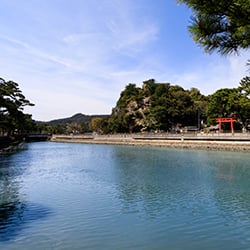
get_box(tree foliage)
[207,88,238,123]
[0,77,34,135]
[207,85,250,129]
[178,0,250,54]
[239,76,250,97]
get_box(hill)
[105,79,209,133]
[39,113,109,125]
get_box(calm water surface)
[0,142,250,249]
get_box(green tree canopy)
[206,86,250,129]
[207,88,238,123]
[178,0,250,55]
[0,77,34,135]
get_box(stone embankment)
[51,133,250,152]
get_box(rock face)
[125,99,150,131]
[111,92,152,132]
[109,82,160,132]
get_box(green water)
[0,142,250,249]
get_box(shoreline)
[50,134,250,152]
[0,136,25,153]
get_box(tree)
[178,0,250,55]
[0,77,34,135]
[90,117,104,133]
[207,88,237,124]
[148,106,169,131]
[239,76,250,97]
[188,88,209,127]
[117,83,140,107]
[167,85,195,127]
[206,87,250,130]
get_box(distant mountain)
[39,113,109,125]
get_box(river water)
[0,142,250,249]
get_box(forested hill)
[106,79,209,133]
[101,78,250,133]
[43,113,108,126]
[35,113,109,134]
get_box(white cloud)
[1,0,249,121]
[167,51,250,94]
[0,34,85,72]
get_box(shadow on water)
[0,201,52,242]
[0,149,52,242]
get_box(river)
[0,141,250,249]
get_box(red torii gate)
[215,117,236,133]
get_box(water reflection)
[215,160,235,180]
[111,147,250,221]
[111,147,214,218]
[213,158,250,223]
[0,152,51,241]
[0,201,51,241]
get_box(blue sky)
[1,0,249,121]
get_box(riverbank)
[0,134,50,153]
[0,136,25,153]
[51,134,250,152]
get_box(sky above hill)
[1,0,249,121]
